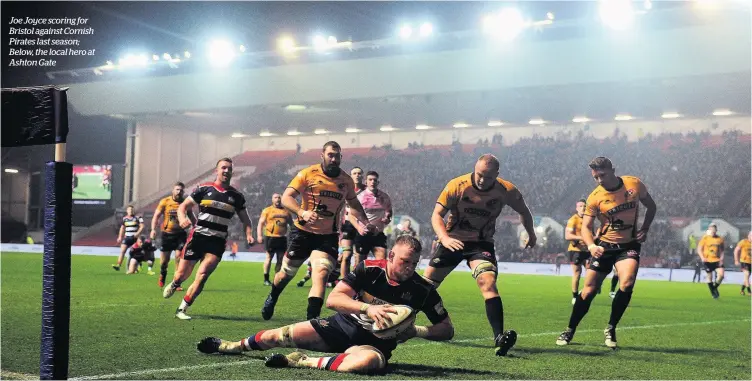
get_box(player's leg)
[468,256,516,356]
[158,250,171,287]
[146,255,155,275]
[113,243,129,270]
[556,266,609,345]
[163,256,197,299]
[569,252,582,303]
[339,238,353,276]
[174,252,222,319]
[351,234,365,269]
[371,233,388,261]
[297,261,312,287]
[421,241,463,287]
[263,252,274,286]
[199,320,332,354]
[126,258,139,274]
[703,263,717,298]
[715,267,725,288]
[609,267,620,298]
[274,250,284,274]
[262,237,306,320]
[605,257,639,348]
[307,251,336,319]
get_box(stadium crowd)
[222,130,749,268]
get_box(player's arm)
[236,208,255,245]
[635,182,657,242]
[150,202,165,239]
[117,224,124,243]
[327,274,396,328]
[346,194,371,235]
[135,217,145,236]
[718,239,725,265]
[564,218,582,241]
[256,210,267,243]
[178,197,197,228]
[432,182,464,251]
[696,238,706,261]
[507,190,536,248]
[734,241,741,265]
[400,290,454,342]
[281,187,306,218]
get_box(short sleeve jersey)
[585,176,647,244]
[699,235,725,263]
[737,239,751,264]
[190,183,246,239]
[156,196,184,234]
[288,164,357,235]
[566,213,589,252]
[260,205,293,237]
[436,173,522,243]
[342,259,449,329]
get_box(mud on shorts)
[588,240,641,273]
[310,313,397,361]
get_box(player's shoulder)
[586,185,605,201]
[621,176,644,187]
[496,177,517,191]
[299,164,321,176]
[446,173,472,190]
[568,213,580,221]
[407,274,438,294]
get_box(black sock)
[608,290,633,327]
[307,297,324,319]
[264,273,269,281]
[611,275,619,293]
[747,286,751,293]
[568,293,594,330]
[484,297,504,339]
[707,283,715,294]
[572,291,578,298]
[270,281,287,299]
[742,285,746,291]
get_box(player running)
[261,141,372,321]
[350,171,393,265]
[151,182,195,288]
[565,198,592,305]
[113,205,144,271]
[257,193,293,286]
[126,236,156,275]
[162,158,255,320]
[197,236,454,374]
[423,154,537,357]
[556,157,657,349]
[698,223,725,299]
[338,167,366,277]
[734,231,751,296]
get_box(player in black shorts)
[338,167,366,277]
[126,236,156,275]
[197,236,454,374]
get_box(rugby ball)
[371,305,417,339]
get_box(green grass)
[2,252,750,380]
[73,174,111,200]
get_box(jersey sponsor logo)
[625,189,635,198]
[626,250,639,258]
[337,183,346,190]
[606,202,636,216]
[401,291,412,302]
[463,207,491,217]
[319,190,343,200]
[228,196,234,204]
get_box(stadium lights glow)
[712,109,733,116]
[614,114,634,121]
[4,168,19,174]
[287,130,302,136]
[313,35,338,52]
[162,53,171,60]
[529,118,546,125]
[239,45,246,53]
[259,131,274,137]
[453,122,470,128]
[152,54,159,61]
[399,25,413,39]
[483,8,525,41]
[118,54,149,68]
[105,60,113,66]
[207,39,237,68]
[419,22,433,37]
[314,129,329,135]
[661,112,681,119]
[345,127,360,133]
[487,120,504,127]
[284,104,307,112]
[572,116,591,123]
[599,0,635,30]
[546,12,555,20]
[184,51,191,58]
[278,36,297,54]
[643,0,653,10]
[231,133,249,138]
[380,125,396,132]
[415,124,432,130]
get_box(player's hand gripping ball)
[371,305,417,339]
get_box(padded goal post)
[1,86,71,380]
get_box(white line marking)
[70,318,749,380]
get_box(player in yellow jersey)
[258,193,293,286]
[556,157,656,349]
[565,199,592,305]
[262,141,372,321]
[734,231,751,296]
[151,182,195,287]
[424,154,537,356]
[698,223,725,299]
